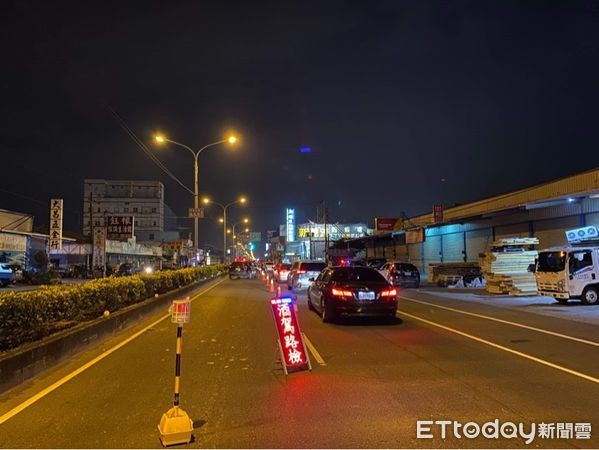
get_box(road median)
[0,266,226,394]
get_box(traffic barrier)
[158,298,194,446]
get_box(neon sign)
[286,208,295,242]
[270,296,311,374]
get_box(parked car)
[275,263,292,283]
[229,261,251,280]
[116,263,135,276]
[0,263,15,287]
[307,266,398,322]
[379,261,420,288]
[366,258,387,270]
[287,260,327,290]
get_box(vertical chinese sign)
[270,296,311,374]
[433,204,444,224]
[92,226,106,272]
[49,198,63,250]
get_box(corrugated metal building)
[363,168,599,277]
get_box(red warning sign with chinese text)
[270,296,310,374]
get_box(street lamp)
[203,196,247,263]
[153,133,238,263]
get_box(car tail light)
[298,270,307,274]
[381,288,397,297]
[331,288,353,298]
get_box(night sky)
[2,1,599,248]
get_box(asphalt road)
[0,277,598,448]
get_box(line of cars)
[228,257,420,323]
[284,259,420,323]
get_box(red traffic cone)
[269,278,275,292]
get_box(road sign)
[249,231,262,242]
[270,296,311,374]
[171,298,191,324]
[188,207,204,218]
[49,198,63,250]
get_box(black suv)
[229,262,251,280]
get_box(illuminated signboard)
[106,215,134,241]
[286,208,295,242]
[270,296,311,374]
[375,218,401,233]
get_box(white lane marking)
[400,295,599,348]
[0,278,226,425]
[302,333,326,366]
[398,310,599,385]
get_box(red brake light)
[298,270,306,274]
[381,288,398,297]
[331,288,353,298]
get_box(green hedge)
[0,265,226,351]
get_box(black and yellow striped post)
[158,299,193,447]
[173,325,183,409]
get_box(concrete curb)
[0,275,224,395]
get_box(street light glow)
[243,218,249,223]
[239,197,247,204]
[227,135,237,144]
[202,198,210,204]
[154,135,165,143]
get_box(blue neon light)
[300,146,312,153]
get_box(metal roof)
[404,167,599,230]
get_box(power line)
[104,104,195,196]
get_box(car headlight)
[144,266,153,274]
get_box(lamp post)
[203,197,246,263]
[154,134,237,264]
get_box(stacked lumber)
[481,238,538,296]
[492,237,539,247]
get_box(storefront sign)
[92,227,106,269]
[49,198,63,250]
[433,204,444,223]
[286,208,295,242]
[0,233,27,252]
[375,218,401,232]
[106,216,134,241]
[270,296,310,374]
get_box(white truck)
[535,226,599,305]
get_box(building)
[0,208,74,270]
[357,167,599,278]
[83,179,175,237]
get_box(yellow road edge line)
[400,295,599,348]
[398,309,599,385]
[302,332,326,366]
[0,277,226,426]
